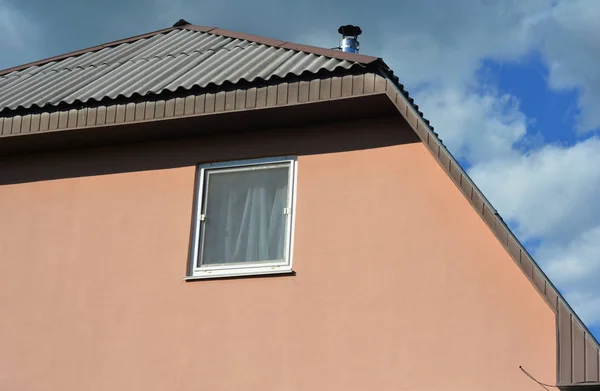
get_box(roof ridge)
[0,24,381,77]
[194,26,379,63]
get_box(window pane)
[200,165,289,265]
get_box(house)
[0,19,598,391]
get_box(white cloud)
[531,0,600,132]
[414,86,527,164]
[469,137,600,243]
[372,0,600,136]
[539,226,600,325]
[542,226,600,286]
[376,0,550,88]
[466,137,600,327]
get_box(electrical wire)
[519,366,559,390]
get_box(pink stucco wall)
[0,117,555,390]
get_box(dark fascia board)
[0,93,398,157]
[0,73,387,139]
[0,23,380,77]
[560,384,600,391]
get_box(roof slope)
[0,20,598,389]
[0,24,379,113]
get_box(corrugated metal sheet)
[0,28,364,112]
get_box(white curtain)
[202,166,288,265]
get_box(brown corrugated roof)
[0,22,379,77]
[0,22,383,114]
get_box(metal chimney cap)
[338,25,362,37]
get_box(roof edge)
[0,23,380,78]
[381,68,599,339]
[0,73,390,141]
[188,26,380,64]
[0,64,374,115]
[377,69,600,385]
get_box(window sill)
[185,266,294,281]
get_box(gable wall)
[0,116,556,390]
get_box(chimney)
[338,25,362,54]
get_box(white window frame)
[187,156,297,280]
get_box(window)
[188,156,297,279]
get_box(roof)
[0,22,380,114]
[0,19,598,388]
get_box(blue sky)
[1,0,599,338]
